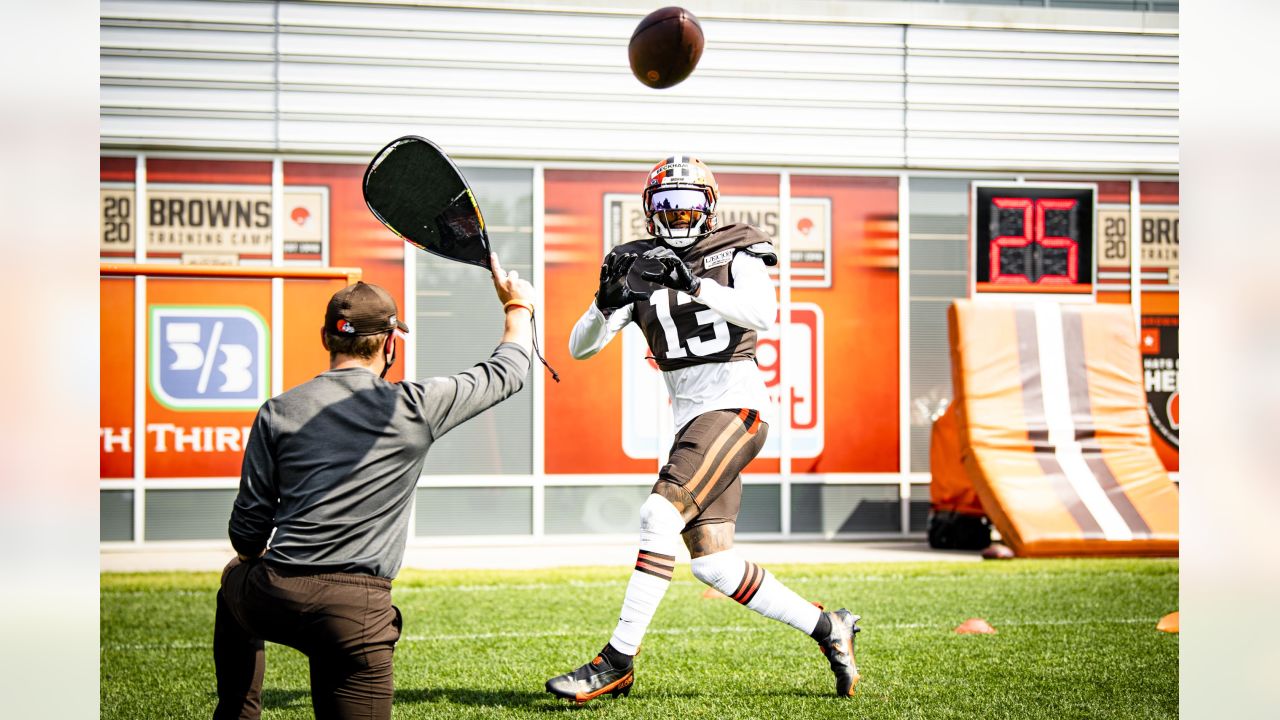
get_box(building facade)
[99,0,1179,545]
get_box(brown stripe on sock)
[634,561,674,580]
[1061,307,1152,538]
[635,550,675,580]
[731,562,764,604]
[635,557,674,571]
[637,550,676,563]
[737,564,765,605]
[1015,306,1106,539]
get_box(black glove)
[594,251,646,314]
[640,246,702,296]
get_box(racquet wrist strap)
[502,301,559,383]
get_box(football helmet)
[642,155,718,248]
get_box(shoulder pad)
[742,240,779,267]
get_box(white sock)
[608,494,686,655]
[691,550,822,635]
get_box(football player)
[545,156,862,703]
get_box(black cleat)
[545,650,635,704]
[818,608,861,697]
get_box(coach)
[213,254,534,720]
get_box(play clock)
[970,183,1097,301]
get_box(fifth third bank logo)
[150,306,268,410]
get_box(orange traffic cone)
[1156,612,1179,633]
[955,618,997,634]
[701,587,726,599]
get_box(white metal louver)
[100,0,1177,173]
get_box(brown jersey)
[611,224,778,371]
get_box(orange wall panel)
[543,169,900,474]
[143,278,273,479]
[100,278,135,478]
[791,174,899,473]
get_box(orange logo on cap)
[336,319,355,334]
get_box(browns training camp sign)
[100,183,328,263]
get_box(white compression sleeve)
[693,253,778,332]
[568,302,632,359]
[609,494,686,654]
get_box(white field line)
[102,571,1174,598]
[103,618,1159,652]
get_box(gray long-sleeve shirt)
[229,342,530,579]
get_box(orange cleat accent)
[547,649,636,704]
[573,670,634,704]
[817,609,861,697]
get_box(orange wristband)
[504,298,534,314]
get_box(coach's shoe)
[818,608,861,697]
[545,646,634,704]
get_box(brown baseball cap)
[325,281,410,336]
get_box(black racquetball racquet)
[362,135,559,382]
[363,135,493,269]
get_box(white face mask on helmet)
[642,155,719,248]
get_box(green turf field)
[101,558,1177,719]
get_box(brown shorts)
[655,408,768,530]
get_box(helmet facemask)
[646,187,715,247]
[642,155,719,248]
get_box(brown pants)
[658,408,769,529]
[213,557,402,720]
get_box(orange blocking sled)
[942,300,1179,557]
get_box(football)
[628,7,705,89]
[625,255,664,297]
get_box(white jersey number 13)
[650,290,730,360]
